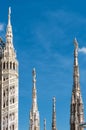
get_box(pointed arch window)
[12,125,14,130]
[0,63,2,69]
[3,62,5,69]
[3,102,5,108]
[13,62,15,70]
[6,127,8,130]
[13,98,15,103]
[3,90,5,97]
[10,62,12,69]
[7,62,9,69]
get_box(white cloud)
[0,23,4,31]
[78,47,86,54]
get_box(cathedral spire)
[6,7,13,48]
[32,68,38,111]
[70,38,84,130]
[73,38,80,90]
[44,119,46,130]
[29,68,40,130]
[0,7,18,130]
[52,97,57,130]
[33,68,36,89]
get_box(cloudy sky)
[0,1,86,130]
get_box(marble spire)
[29,68,40,130]
[44,119,46,130]
[6,7,14,50]
[32,68,38,111]
[52,97,57,130]
[70,38,84,130]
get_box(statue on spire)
[70,39,84,130]
[53,97,56,112]
[8,7,11,26]
[73,38,79,66]
[29,68,40,130]
[74,38,78,49]
[9,7,11,15]
[32,68,37,108]
[52,97,57,130]
[32,68,36,85]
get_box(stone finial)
[8,7,11,26]
[52,97,57,130]
[53,97,56,112]
[74,38,79,66]
[32,68,36,85]
[74,38,78,49]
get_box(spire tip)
[53,97,56,103]
[32,68,36,87]
[53,96,56,112]
[9,7,11,15]
[52,96,57,130]
[74,37,78,49]
[8,6,11,26]
[32,68,36,77]
[33,67,36,72]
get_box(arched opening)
[13,62,15,70]
[3,62,5,69]
[10,62,12,69]
[13,98,15,103]
[12,124,14,130]
[3,102,5,108]
[7,62,9,69]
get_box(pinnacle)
[74,37,78,49]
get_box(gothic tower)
[70,38,84,130]
[29,68,40,130]
[52,97,57,130]
[0,7,18,130]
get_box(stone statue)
[74,38,78,49]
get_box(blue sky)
[0,1,86,130]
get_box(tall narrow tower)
[70,38,84,130]
[52,97,57,130]
[29,68,40,130]
[44,119,46,130]
[0,7,18,130]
